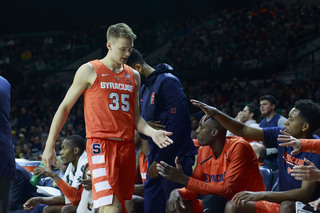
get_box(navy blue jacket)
[139,64,197,166]
[0,76,15,178]
[263,127,320,192]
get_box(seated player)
[191,99,320,213]
[23,135,89,212]
[156,115,265,213]
[279,131,320,211]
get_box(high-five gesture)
[190,99,218,122]
[278,130,302,155]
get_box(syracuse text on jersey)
[100,82,134,92]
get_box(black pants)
[203,194,228,213]
[0,178,11,213]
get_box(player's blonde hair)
[106,23,137,41]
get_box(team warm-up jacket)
[263,127,320,191]
[0,76,16,179]
[139,63,197,166]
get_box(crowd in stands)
[163,0,320,82]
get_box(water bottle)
[29,162,44,186]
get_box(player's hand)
[278,130,302,155]
[23,197,42,211]
[151,130,173,149]
[190,99,218,122]
[166,189,185,213]
[290,158,320,181]
[81,174,92,191]
[231,191,263,207]
[42,145,56,171]
[33,166,54,178]
[148,120,166,130]
[148,161,159,179]
[236,111,245,123]
[157,157,189,186]
[309,197,320,211]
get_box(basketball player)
[126,48,197,213]
[191,99,320,213]
[156,115,265,213]
[41,23,173,213]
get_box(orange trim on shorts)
[255,200,280,213]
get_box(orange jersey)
[139,152,148,184]
[84,60,136,140]
[179,137,266,201]
[300,139,320,154]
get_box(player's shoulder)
[197,146,213,159]
[76,62,95,76]
[226,136,251,149]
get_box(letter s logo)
[92,143,101,155]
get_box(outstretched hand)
[190,99,217,122]
[290,158,320,181]
[157,157,189,186]
[278,130,302,155]
[151,130,173,149]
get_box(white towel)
[63,151,88,204]
[77,170,94,213]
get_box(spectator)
[14,145,24,158]
[259,95,286,128]
[259,95,286,168]
[226,104,260,137]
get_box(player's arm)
[133,70,173,148]
[42,63,94,169]
[23,195,65,210]
[157,156,204,201]
[191,99,264,142]
[234,181,319,207]
[278,130,320,155]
